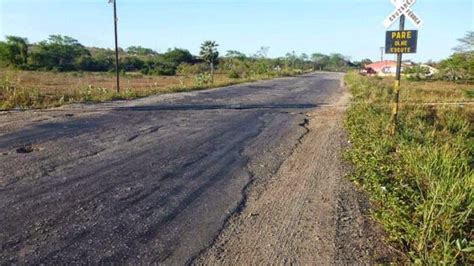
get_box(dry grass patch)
[379,76,473,103]
[0,69,283,110]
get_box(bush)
[437,53,473,83]
[77,56,113,72]
[161,48,194,67]
[177,63,208,75]
[120,56,145,72]
[194,72,213,87]
[228,69,241,79]
[141,60,176,76]
[404,65,433,81]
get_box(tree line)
[0,35,358,78]
[1,33,471,83]
[0,35,196,75]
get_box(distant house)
[364,61,398,76]
[363,60,418,77]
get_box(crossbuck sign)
[383,0,423,28]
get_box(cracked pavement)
[0,72,346,264]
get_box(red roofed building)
[364,60,412,76]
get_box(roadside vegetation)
[403,32,473,83]
[0,35,359,110]
[344,72,473,264]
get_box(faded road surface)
[0,73,390,264]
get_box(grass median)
[343,72,473,264]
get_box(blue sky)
[0,0,472,62]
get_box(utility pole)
[388,14,405,135]
[109,0,120,93]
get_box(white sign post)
[384,0,423,28]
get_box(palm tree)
[200,40,219,83]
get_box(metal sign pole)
[389,14,405,135]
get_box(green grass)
[465,89,474,99]
[344,72,473,264]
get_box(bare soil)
[194,92,396,264]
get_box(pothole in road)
[16,145,40,154]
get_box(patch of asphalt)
[0,72,355,264]
[187,114,311,264]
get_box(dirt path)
[194,92,394,264]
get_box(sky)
[0,0,472,62]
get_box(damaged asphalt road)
[0,72,345,264]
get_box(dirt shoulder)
[194,91,395,264]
